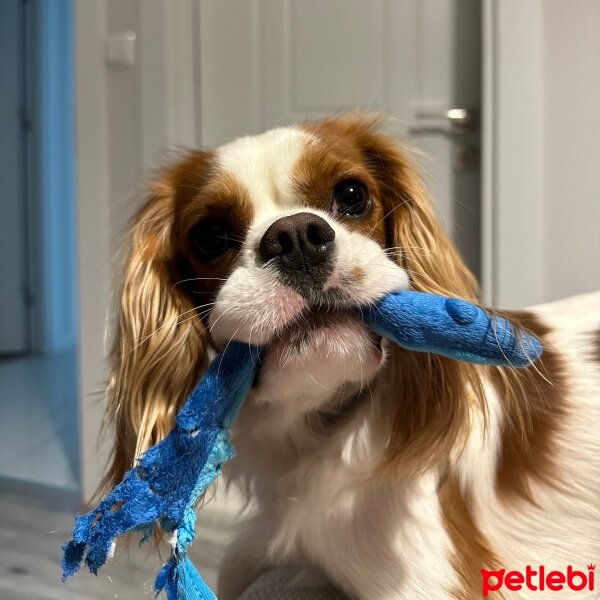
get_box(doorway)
[0,0,79,494]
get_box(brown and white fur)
[101,115,600,599]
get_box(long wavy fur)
[98,173,208,499]
[98,114,534,503]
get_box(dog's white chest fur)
[228,404,459,599]
[273,458,457,599]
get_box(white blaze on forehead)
[215,127,314,214]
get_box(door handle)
[409,108,478,136]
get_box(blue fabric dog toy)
[62,290,542,599]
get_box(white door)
[198,0,482,278]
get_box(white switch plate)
[106,31,137,69]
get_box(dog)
[100,115,600,599]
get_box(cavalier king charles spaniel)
[100,115,600,599]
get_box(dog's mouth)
[251,306,383,389]
[282,307,353,343]
[269,305,378,345]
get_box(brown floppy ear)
[309,113,477,298]
[98,170,208,497]
[329,115,484,475]
[358,118,478,300]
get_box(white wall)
[75,0,111,501]
[106,0,143,249]
[487,0,600,309]
[106,0,198,247]
[485,0,546,309]
[76,0,198,500]
[543,0,600,303]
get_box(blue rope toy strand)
[62,290,543,599]
[62,342,260,600]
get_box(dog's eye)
[331,180,371,216]
[190,217,232,260]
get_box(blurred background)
[1,1,599,598]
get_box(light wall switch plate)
[106,31,137,69]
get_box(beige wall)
[106,0,144,250]
[76,0,110,501]
[75,0,152,500]
[487,0,600,308]
[76,0,198,500]
[543,0,600,302]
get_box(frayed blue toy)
[62,290,542,599]
[360,291,542,367]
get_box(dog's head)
[102,115,479,491]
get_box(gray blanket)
[239,567,348,600]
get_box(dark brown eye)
[331,180,371,216]
[190,217,231,260]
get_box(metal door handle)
[409,108,478,136]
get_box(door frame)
[482,0,545,309]
[26,0,78,353]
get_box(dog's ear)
[99,163,209,496]
[364,120,478,300]
[320,115,484,475]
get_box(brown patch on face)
[169,152,254,323]
[349,265,365,283]
[303,114,479,299]
[491,311,567,502]
[439,475,499,599]
[594,326,600,363]
[294,123,387,246]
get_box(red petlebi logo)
[481,564,596,597]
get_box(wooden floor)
[0,483,235,600]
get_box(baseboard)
[0,476,81,512]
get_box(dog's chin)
[249,309,385,405]
[269,308,382,358]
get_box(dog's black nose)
[259,213,335,289]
